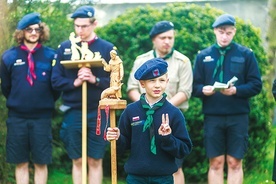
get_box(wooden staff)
[110,109,117,184]
[82,80,87,184]
[99,100,126,184]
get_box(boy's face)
[139,73,168,102]
[214,26,236,47]
[74,18,96,41]
[152,30,175,56]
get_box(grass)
[48,171,126,184]
[48,127,276,184]
[242,125,275,184]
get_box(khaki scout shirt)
[127,50,193,110]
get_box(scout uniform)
[127,21,193,110]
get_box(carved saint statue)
[101,50,124,99]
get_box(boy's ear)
[139,80,145,88]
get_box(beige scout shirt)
[127,50,193,110]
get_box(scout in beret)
[69,5,98,42]
[128,20,193,183]
[106,57,192,183]
[1,12,59,184]
[193,12,262,184]
[51,5,115,184]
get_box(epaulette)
[136,51,152,59]
[174,51,189,63]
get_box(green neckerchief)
[153,48,174,60]
[212,43,232,82]
[140,93,167,155]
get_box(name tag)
[203,56,214,62]
[63,48,72,55]
[14,59,25,66]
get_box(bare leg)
[15,162,29,184]
[173,168,185,184]
[226,155,243,184]
[88,157,103,184]
[72,158,82,184]
[34,163,48,184]
[208,155,225,184]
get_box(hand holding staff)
[106,127,120,141]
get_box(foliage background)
[0,0,274,183]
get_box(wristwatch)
[95,77,100,86]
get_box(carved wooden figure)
[99,49,126,184]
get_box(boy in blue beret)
[51,5,114,184]
[1,12,60,183]
[107,58,192,184]
[193,13,262,183]
[127,20,193,184]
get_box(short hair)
[89,17,96,24]
[13,22,50,44]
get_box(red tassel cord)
[96,106,101,135]
[104,105,110,140]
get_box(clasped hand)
[74,67,96,87]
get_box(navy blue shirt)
[117,100,192,176]
[1,45,59,118]
[51,37,114,110]
[193,42,262,115]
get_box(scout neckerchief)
[86,35,98,45]
[140,93,167,155]
[153,48,174,60]
[212,43,231,82]
[20,43,42,86]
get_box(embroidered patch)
[132,116,140,121]
[203,56,214,62]
[52,59,56,66]
[14,59,25,66]
[63,48,72,55]
[131,121,143,126]
[152,69,160,77]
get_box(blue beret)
[17,12,41,30]
[212,14,236,28]
[149,21,174,39]
[71,6,95,18]
[134,58,168,80]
